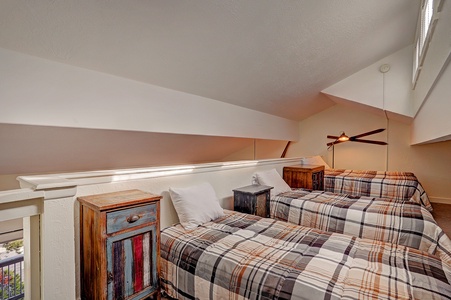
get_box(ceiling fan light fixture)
[338,132,349,142]
[327,128,387,149]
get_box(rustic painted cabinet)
[78,189,161,300]
[233,184,273,217]
[283,164,325,190]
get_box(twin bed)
[160,164,451,299]
[324,169,432,211]
[298,155,432,211]
[161,211,451,299]
[271,189,450,264]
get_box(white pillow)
[169,182,224,230]
[252,169,291,197]
[301,155,331,169]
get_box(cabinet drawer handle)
[107,271,113,284]
[127,214,141,223]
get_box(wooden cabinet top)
[283,164,325,172]
[78,189,161,211]
[233,184,273,195]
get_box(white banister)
[0,189,44,222]
[0,189,45,300]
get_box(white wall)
[410,0,451,144]
[411,60,451,144]
[413,0,451,113]
[322,0,451,145]
[0,47,298,141]
[322,19,451,146]
[322,45,414,119]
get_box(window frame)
[412,0,443,88]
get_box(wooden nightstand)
[233,185,273,217]
[283,164,325,190]
[78,189,161,300]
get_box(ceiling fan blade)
[327,135,339,139]
[353,138,387,145]
[327,140,347,147]
[351,128,385,139]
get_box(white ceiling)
[0,0,420,121]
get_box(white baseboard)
[429,196,451,204]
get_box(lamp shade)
[338,132,349,142]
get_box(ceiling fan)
[327,128,388,148]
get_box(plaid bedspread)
[161,211,451,299]
[324,169,433,211]
[271,189,451,265]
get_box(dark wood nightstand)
[283,164,325,190]
[233,185,273,217]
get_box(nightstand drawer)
[107,203,157,234]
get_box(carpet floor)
[431,203,451,237]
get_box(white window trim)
[412,0,443,88]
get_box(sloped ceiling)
[0,0,420,121]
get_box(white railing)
[0,254,24,300]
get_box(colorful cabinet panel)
[78,190,161,300]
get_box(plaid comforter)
[161,211,451,299]
[324,169,432,211]
[271,189,451,265]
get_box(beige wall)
[0,124,290,192]
[287,105,389,170]
[410,141,451,202]
[222,139,288,162]
[287,104,451,204]
[0,174,20,191]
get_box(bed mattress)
[324,169,432,211]
[161,210,451,299]
[271,189,451,264]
